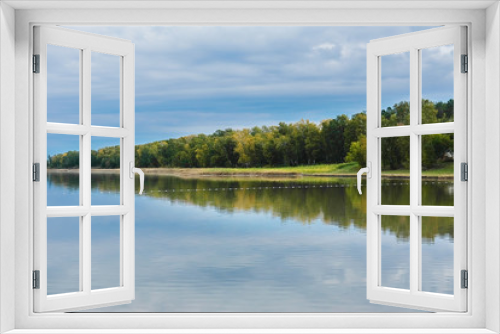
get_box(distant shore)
[47,163,454,180]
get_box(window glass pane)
[421,134,454,206]
[47,44,80,124]
[381,215,410,290]
[92,52,121,127]
[47,217,80,295]
[421,217,454,294]
[92,216,121,290]
[381,52,410,127]
[381,136,410,205]
[421,45,454,124]
[47,134,80,206]
[91,137,121,206]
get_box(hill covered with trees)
[47,99,454,171]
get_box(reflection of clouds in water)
[83,201,418,313]
[46,176,452,312]
[380,227,454,295]
[47,217,79,295]
[91,216,121,290]
[47,216,122,294]
[381,224,410,290]
[422,237,454,294]
[384,267,410,290]
[47,240,79,295]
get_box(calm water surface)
[47,172,454,312]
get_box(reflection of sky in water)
[47,217,79,295]
[381,216,410,290]
[422,217,454,294]
[46,174,454,312]
[422,237,454,294]
[91,216,121,290]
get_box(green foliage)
[422,134,454,169]
[93,146,120,169]
[47,150,79,169]
[344,112,367,154]
[379,98,454,171]
[321,115,349,163]
[47,99,454,171]
[381,136,410,170]
[345,135,366,166]
[382,101,410,127]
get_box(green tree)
[321,115,348,163]
[47,99,453,171]
[422,99,439,124]
[422,134,453,169]
[344,113,366,155]
[345,135,366,166]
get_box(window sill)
[4,329,497,334]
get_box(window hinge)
[461,162,468,182]
[33,54,40,73]
[461,54,468,73]
[33,163,40,182]
[461,270,468,289]
[33,270,40,289]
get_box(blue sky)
[47,26,453,155]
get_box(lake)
[46,172,454,312]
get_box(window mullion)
[121,52,135,291]
[409,47,420,294]
[81,48,92,294]
[416,47,424,294]
[82,48,91,206]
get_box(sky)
[46,26,454,155]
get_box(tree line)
[47,99,454,170]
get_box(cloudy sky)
[46,26,454,155]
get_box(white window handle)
[357,162,371,195]
[129,162,144,195]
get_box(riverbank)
[48,162,454,179]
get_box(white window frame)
[365,26,468,312]
[1,2,499,333]
[33,25,136,313]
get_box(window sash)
[33,25,136,313]
[365,26,467,312]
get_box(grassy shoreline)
[48,162,454,179]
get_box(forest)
[47,99,454,171]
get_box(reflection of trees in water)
[48,173,80,190]
[381,215,454,243]
[382,216,411,241]
[48,173,119,191]
[48,173,454,241]
[421,216,454,243]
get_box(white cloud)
[313,42,336,51]
[62,26,434,104]
[51,25,445,143]
[432,44,454,59]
